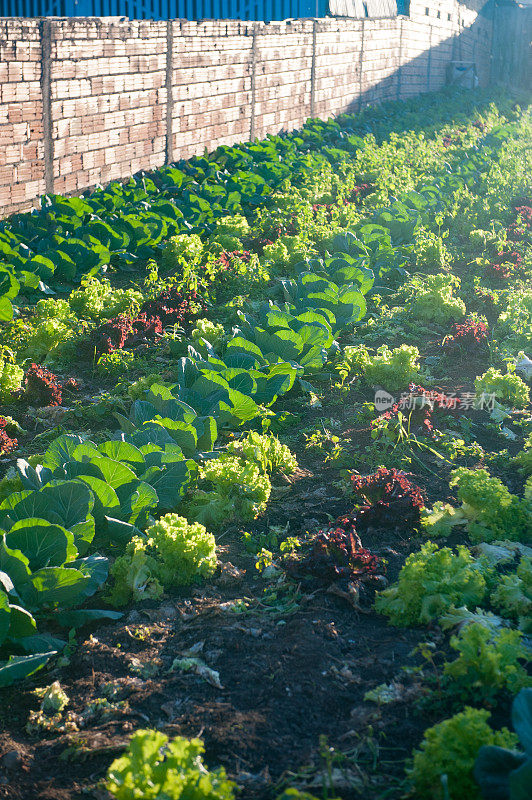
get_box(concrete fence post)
[40,19,54,194]
[396,18,403,101]
[310,18,317,118]
[165,20,174,165]
[358,19,365,109]
[427,24,433,92]
[249,26,258,141]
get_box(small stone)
[157,604,179,620]
[216,561,245,586]
[1,750,22,770]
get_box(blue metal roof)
[3,0,329,20]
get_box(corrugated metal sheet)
[328,0,397,17]
[2,0,328,19]
[328,0,366,17]
[366,0,396,16]
[3,0,406,20]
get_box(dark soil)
[0,322,524,800]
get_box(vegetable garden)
[0,86,530,800]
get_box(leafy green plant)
[162,234,204,271]
[492,557,532,633]
[105,729,235,799]
[442,623,531,701]
[0,478,109,683]
[374,541,490,626]
[0,351,23,401]
[31,433,195,522]
[344,343,421,390]
[187,454,271,529]
[127,373,163,400]
[474,688,532,800]
[409,273,466,323]
[97,350,136,376]
[495,287,532,353]
[108,512,216,606]
[449,467,530,543]
[412,227,451,270]
[69,276,143,320]
[211,213,250,239]
[107,538,163,607]
[21,316,77,362]
[144,513,217,587]
[191,318,225,350]
[410,707,518,800]
[227,431,298,474]
[475,367,530,409]
[263,236,311,268]
[279,262,370,333]
[514,432,532,477]
[35,680,69,714]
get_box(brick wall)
[0,19,45,214]
[0,1,496,218]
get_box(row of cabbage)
[0,90,527,690]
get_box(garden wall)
[0,0,497,217]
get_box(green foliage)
[22,317,77,362]
[474,689,532,800]
[263,235,312,268]
[97,350,135,376]
[33,298,73,321]
[212,214,250,239]
[345,343,421,390]
[108,514,216,605]
[263,239,290,265]
[69,276,143,320]
[162,234,204,271]
[210,234,243,252]
[227,431,298,475]
[514,432,532,477]
[127,374,163,400]
[449,467,530,543]
[492,557,532,633]
[475,367,530,409]
[442,623,531,700]
[191,318,225,349]
[145,513,217,587]
[409,273,466,323]
[187,454,271,529]
[469,228,497,250]
[420,501,467,538]
[34,680,69,714]
[374,541,489,626]
[412,227,451,270]
[105,729,235,800]
[496,287,532,353]
[107,538,163,607]
[0,468,23,504]
[0,477,109,682]
[410,707,518,800]
[0,355,23,401]
[34,432,193,520]
[0,90,529,695]
[214,252,269,301]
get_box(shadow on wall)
[1,0,530,218]
[324,2,529,125]
[334,2,516,120]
